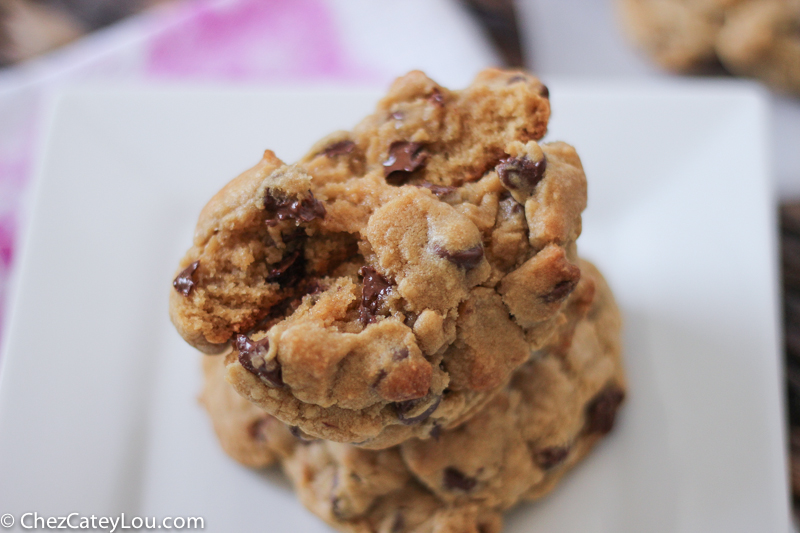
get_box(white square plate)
[0,82,790,532]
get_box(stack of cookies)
[169,69,626,533]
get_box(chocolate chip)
[305,279,324,296]
[585,384,625,435]
[235,334,284,388]
[331,497,344,519]
[498,194,524,217]
[281,227,307,244]
[266,249,305,287]
[289,425,316,442]
[534,446,569,469]
[264,190,326,226]
[359,266,392,324]
[295,197,326,222]
[391,513,405,533]
[372,369,387,388]
[428,88,445,107]
[542,278,578,303]
[393,348,409,361]
[323,140,355,157]
[416,182,456,198]
[248,417,272,442]
[383,142,428,184]
[434,244,484,270]
[443,467,477,491]
[539,85,550,98]
[496,155,547,194]
[394,395,441,425]
[173,261,199,296]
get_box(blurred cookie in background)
[717,0,800,97]
[617,0,800,96]
[0,0,82,65]
[0,0,169,66]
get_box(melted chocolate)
[289,425,316,442]
[585,384,625,435]
[540,84,550,98]
[359,266,392,324]
[173,261,199,296]
[434,244,484,270]
[442,467,477,491]
[542,278,579,303]
[322,140,355,157]
[264,190,326,227]
[266,249,305,287]
[383,142,428,184]
[394,395,441,425]
[372,369,388,388]
[428,88,445,107]
[330,497,345,519]
[235,334,283,388]
[535,446,570,469]
[391,513,405,533]
[248,417,272,442]
[496,155,547,194]
[393,348,410,361]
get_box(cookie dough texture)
[618,0,800,95]
[171,69,589,448]
[200,261,625,533]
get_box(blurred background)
[0,0,799,520]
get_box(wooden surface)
[783,202,800,517]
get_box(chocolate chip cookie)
[716,0,800,96]
[397,261,625,508]
[618,0,800,96]
[201,339,503,533]
[200,260,625,533]
[199,352,294,468]
[172,69,589,448]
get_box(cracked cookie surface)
[173,68,587,448]
[200,260,625,533]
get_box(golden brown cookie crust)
[200,260,626,533]
[170,69,589,448]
